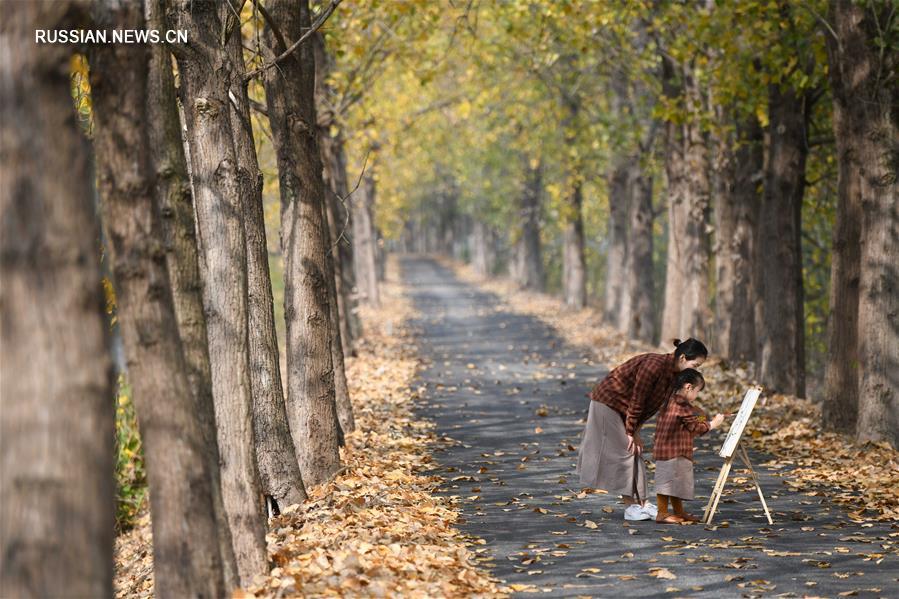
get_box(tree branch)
[244,0,342,82]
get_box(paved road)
[403,256,898,598]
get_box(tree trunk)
[321,197,355,438]
[712,114,762,361]
[625,170,655,342]
[353,170,381,306]
[515,160,544,291]
[263,0,342,486]
[168,0,269,584]
[604,163,629,325]
[89,3,228,594]
[149,58,242,599]
[827,0,899,446]
[225,28,307,509]
[314,31,360,353]
[821,0,863,433]
[660,60,712,343]
[145,0,239,586]
[0,5,115,596]
[471,220,495,277]
[756,83,808,397]
[562,183,587,308]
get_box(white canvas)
[719,387,762,458]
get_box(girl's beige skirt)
[654,457,695,500]
[577,401,647,500]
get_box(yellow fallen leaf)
[650,567,677,580]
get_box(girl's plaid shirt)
[653,393,711,461]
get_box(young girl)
[653,368,724,524]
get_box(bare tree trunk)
[471,220,495,277]
[660,60,712,343]
[168,0,268,584]
[515,160,544,291]
[712,114,762,361]
[145,0,238,586]
[314,31,360,353]
[625,171,655,342]
[321,198,355,438]
[263,0,342,486]
[89,3,228,594]
[822,1,863,433]
[827,0,899,445]
[562,183,587,308]
[1,5,115,596]
[604,163,629,325]
[225,28,307,509]
[353,170,381,306]
[756,83,808,397]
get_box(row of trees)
[358,1,896,444]
[1,0,387,596]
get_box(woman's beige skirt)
[654,457,695,500]
[577,401,647,500]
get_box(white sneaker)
[624,504,652,521]
[641,501,658,519]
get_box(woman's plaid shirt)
[652,393,710,461]
[589,352,676,436]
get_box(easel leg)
[705,457,733,525]
[738,444,773,525]
[703,461,729,522]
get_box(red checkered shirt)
[652,393,710,461]
[589,352,676,436]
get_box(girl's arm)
[681,409,711,436]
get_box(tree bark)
[562,183,587,308]
[0,5,115,597]
[262,0,342,486]
[756,83,808,397]
[353,170,381,306]
[168,0,269,584]
[625,170,655,342]
[89,2,229,594]
[711,114,763,361]
[604,163,629,325]
[515,160,544,291]
[821,0,863,433]
[471,220,495,277]
[145,0,239,585]
[314,30,360,353]
[225,26,307,509]
[308,32,353,436]
[660,59,712,344]
[321,195,355,438]
[827,0,898,445]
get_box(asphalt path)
[403,255,898,598]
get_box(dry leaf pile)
[245,273,503,597]
[449,259,899,523]
[114,264,504,597]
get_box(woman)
[576,338,708,520]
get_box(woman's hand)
[626,434,643,455]
[710,413,725,429]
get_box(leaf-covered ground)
[407,255,896,597]
[448,258,899,524]
[113,260,503,597]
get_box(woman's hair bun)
[673,338,682,347]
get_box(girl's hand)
[626,434,643,455]
[710,413,725,429]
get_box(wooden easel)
[703,441,773,525]
[703,387,773,525]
